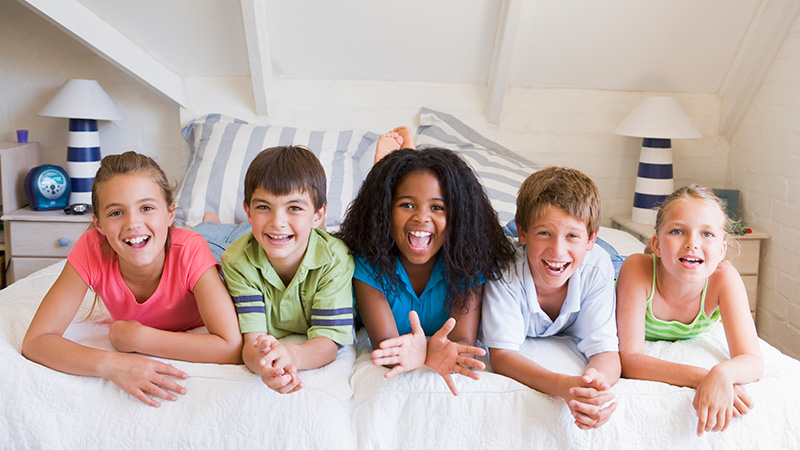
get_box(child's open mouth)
[679,256,704,268]
[407,230,432,253]
[123,236,150,248]
[267,233,294,245]
[543,259,570,275]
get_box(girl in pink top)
[22,152,242,407]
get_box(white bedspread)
[2,261,799,449]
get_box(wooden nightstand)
[0,141,44,286]
[611,215,769,319]
[1,207,92,284]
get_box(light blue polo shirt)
[353,255,451,336]
[481,240,618,359]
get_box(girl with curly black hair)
[336,144,516,395]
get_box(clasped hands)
[563,368,617,430]
[253,334,304,394]
[370,311,485,395]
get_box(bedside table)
[1,207,92,284]
[611,215,769,320]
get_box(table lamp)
[615,96,702,225]
[38,79,124,206]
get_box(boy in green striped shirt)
[221,146,354,394]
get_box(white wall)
[729,13,800,359]
[0,1,184,186]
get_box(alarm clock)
[25,164,71,211]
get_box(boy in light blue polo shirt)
[482,166,620,430]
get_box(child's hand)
[371,311,427,377]
[693,367,736,435]
[108,320,145,353]
[105,352,188,407]
[565,368,616,429]
[425,317,486,396]
[255,335,295,375]
[263,364,304,394]
[732,383,754,417]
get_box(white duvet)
[2,261,800,449]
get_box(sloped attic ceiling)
[20,0,800,135]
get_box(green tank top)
[644,254,720,341]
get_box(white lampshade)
[615,96,701,139]
[38,79,124,121]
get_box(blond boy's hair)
[515,166,601,236]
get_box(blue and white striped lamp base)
[632,138,673,225]
[67,118,102,206]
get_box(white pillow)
[415,108,540,224]
[175,114,379,228]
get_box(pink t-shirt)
[68,227,218,331]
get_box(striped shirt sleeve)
[307,253,355,346]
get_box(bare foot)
[392,126,416,150]
[202,212,221,223]
[374,126,416,164]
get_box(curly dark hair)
[336,147,515,309]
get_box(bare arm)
[616,254,709,387]
[446,285,482,346]
[489,347,577,399]
[354,278,401,349]
[109,267,243,364]
[22,263,187,407]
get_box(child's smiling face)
[391,170,447,270]
[93,173,175,272]
[517,206,596,295]
[245,187,325,279]
[652,198,727,283]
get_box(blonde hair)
[653,184,737,254]
[515,166,601,236]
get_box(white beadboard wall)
[3,0,797,359]
[729,13,800,359]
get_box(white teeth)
[545,260,568,270]
[267,234,291,241]
[681,257,702,263]
[409,231,432,237]
[124,236,148,245]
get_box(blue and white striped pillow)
[175,114,379,228]
[415,108,540,224]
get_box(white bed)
[3,109,800,449]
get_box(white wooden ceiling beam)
[240,0,272,116]
[487,0,523,124]
[20,0,188,108]
[720,0,800,140]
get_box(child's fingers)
[372,354,400,366]
[384,364,406,379]
[696,406,709,436]
[569,387,614,405]
[441,373,459,396]
[156,362,189,380]
[431,317,456,340]
[408,311,425,335]
[457,355,486,372]
[377,337,404,350]
[452,363,481,381]
[456,343,485,357]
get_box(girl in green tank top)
[616,185,763,436]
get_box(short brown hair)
[515,166,601,236]
[243,145,326,210]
